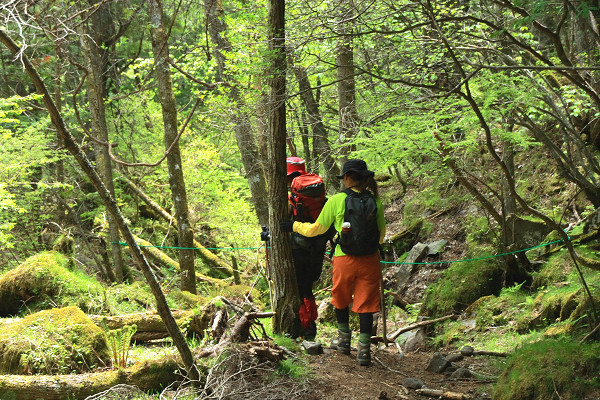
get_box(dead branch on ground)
[416,388,471,399]
[372,314,456,343]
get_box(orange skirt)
[331,253,381,313]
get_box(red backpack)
[289,173,326,223]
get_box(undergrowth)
[493,339,600,400]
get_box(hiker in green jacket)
[281,159,386,366]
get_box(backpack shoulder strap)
[342,188,355,197]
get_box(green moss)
[493,339,600,400]
[531,249,572,290]
[167,290,208,309]
[0,251,104,316]
[0,306,110,374]
[104,281,156,314]
[422,258,504,316]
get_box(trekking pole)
[379,246,388,346]
[380,271,388,346]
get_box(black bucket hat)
[337,159,374,179]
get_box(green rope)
[115,236,569,265]
[381,238,567,265]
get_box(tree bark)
[121,176,234,276]
[290,60,340,191]
[0,28,199,383]
[205,0,269,226]
[267,0,301,336]
[79,18,125,283]
[147,0,196,294]
[336,0,358,163]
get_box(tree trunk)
[290,61,340,192]
[266,0,300,336]
[80,20,125,283]
[147,0,196,294]
[205,0,269,226]
[0,28,200,383]
[121,176,234,276]
[336,0,358,163]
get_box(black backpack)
[338,188,380,256]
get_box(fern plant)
[104,324,137,368]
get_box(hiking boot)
[330,330,351,355]
[357,341,371,366]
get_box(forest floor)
[299,344,498,400]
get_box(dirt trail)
[303,345,497,400]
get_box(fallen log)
[416,388,471,399]
[131,234,227,286]
[472,350,508,357]
[0,356,181,400]
[89,309,212,342]
[122,176,234,276]
[372,314,455,343]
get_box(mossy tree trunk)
[336,0,358,165]
[290,59,340,191]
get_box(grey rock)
[405,242,429,264]
[446,353,464,362]
[451,367,473,379]
[444,365,457,375]
[426,352,450,373]
[301,340,323,355]
[506,214,552,248]
[404,328,426,352]
[392,263,415,289]
[427,239,448,256]
[460,345,475,356]
[402,377,425,389]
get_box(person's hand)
[279,221,294,232]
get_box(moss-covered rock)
[531,249,572,290]
[493,339,600,400]
[422,258,504,316]
[0,306,111,374]
[0,251,104,317]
